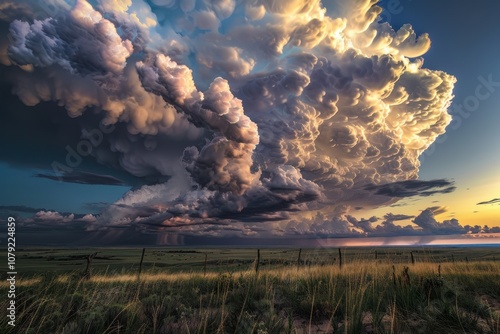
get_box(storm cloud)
[0,0,457,232]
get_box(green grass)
[6,247,499,275]
[0,247,499,333]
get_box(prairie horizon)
[1,0,500,332]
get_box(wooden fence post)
[204,253,208,277]
[297,248,302,270]
[137,248,146,280]
[82,252,98,280]
[392,265,397,286]
[255,249,261,274]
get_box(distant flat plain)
[5,246,499,275]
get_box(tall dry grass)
[0,257,498,333]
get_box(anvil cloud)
[0,0,457,236]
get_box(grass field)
[1,247,499,333]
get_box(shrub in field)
[80,307,107,333]
[61,321,79,334]
[62,292,85,320]
[422,276,445,300]
[140,294,175,333]
[103,303,139,332]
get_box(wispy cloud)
[477,198,500,205]
[365,179,456,198]
[35,171,127,186]
[0,205,48,214]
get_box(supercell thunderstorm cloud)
[0,0,459,239]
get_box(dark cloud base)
[6,229,499,248]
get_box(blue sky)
[366,0,500,226]
[0,162,129,214]
[391,0,500,181]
